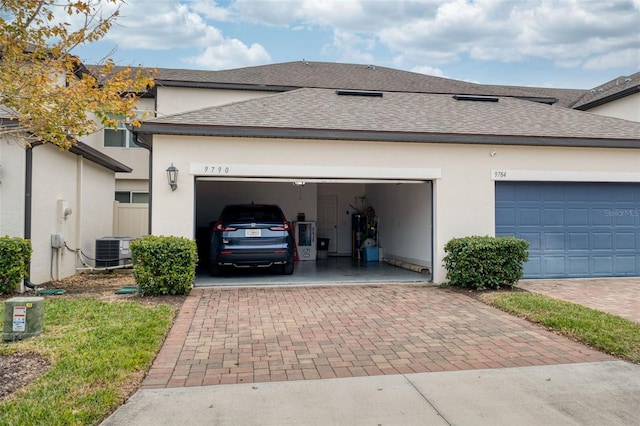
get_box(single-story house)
[122,62,640,283]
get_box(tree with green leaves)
[0,0,154,149]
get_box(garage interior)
[194,179,433,286]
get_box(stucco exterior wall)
[587,92,640,122]
[29,144,116,284]
[80,159,117,260]
[31,144,79,282]
[0,139,26,237]
[150,135,640,282]
[156,87,275,116]
[80,97,155,182]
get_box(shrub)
[130,235,198,296]
[0,236,32,294]
[443,235,529,290]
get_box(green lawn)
[0,298,175,425]
[482,292,640,363]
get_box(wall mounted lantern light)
[166,163,179,191]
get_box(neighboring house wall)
[28,143,116,284]
[0,140,26,237]
[31,143,79,282]
[81,159,117,259]
[586,92,640,122]
[149,135,640,282]
[156,87,275,116]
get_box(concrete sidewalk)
[102,361,640,425]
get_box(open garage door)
[194,177,433,283]
[496,181,640,278]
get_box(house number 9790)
[203,166,230,174]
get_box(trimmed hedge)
[443,235,529,290]
[0,236,32,294]
[130,235,198,296]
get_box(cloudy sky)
[74,0,640,89]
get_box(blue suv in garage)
[209,204,295,276]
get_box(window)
[115,191,149,203]
[103,111,145,148]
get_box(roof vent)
[453,94,499,102]
[336,90,383,97]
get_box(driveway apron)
[142,285,613,389]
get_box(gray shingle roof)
[139,88,640,146]
[572,71,640,110]
[147,61,586,107]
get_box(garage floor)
[195,256,431,287]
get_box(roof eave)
[574,85,640,111]
[156,80,298,92]
[69,141,132,173]
[135,123,640,150]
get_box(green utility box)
[3,297,45,341]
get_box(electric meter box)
[3,297,44,341]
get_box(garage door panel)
[592,233,612,250]
[591,209,613,225]
[568,233,589,250]
[567,257,589,275]
[591,256,614,275]
[567,208,589,226]
[543,257,566,275]
[616,233,636,250]
[495,207,516,226]
[543,208,565,226]
[496,182,640,278]
[520,208,540,226]
[615,256,638,274]
[523,256,542,277]
[615,214,637,226]
[519,232,541,250]
[543,233,565,250]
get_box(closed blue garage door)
[495,182,640,278]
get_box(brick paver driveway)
[143,285,613,389]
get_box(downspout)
[147,144,152,235]
[75,156,83,266]
[23,146,35,292]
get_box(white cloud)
[324,30,376,64]
[106,4,223,49]
[583,48,640,70]
[411,65,445,77]
[191,0,232,21]
[72,0,638,75]
[227,0,640,71]
[186,39,272,69]
[99,1,271,69]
